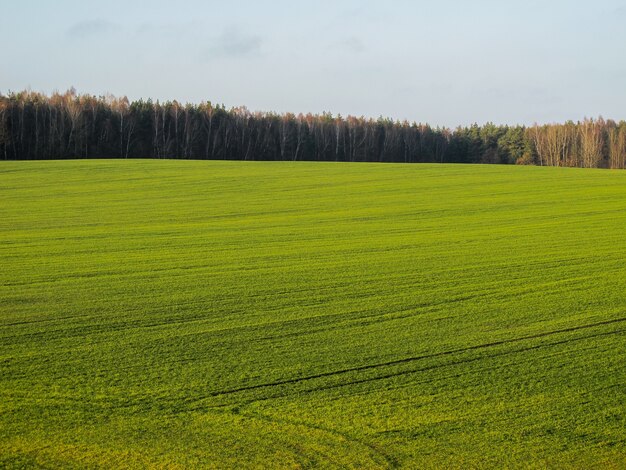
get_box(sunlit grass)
[1,160,625,468]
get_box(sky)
[1,0,625,127]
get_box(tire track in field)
[237,407,398,469]
[197,326,624,409]
[202,316,626,399]
[294,327,626,398]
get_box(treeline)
[1,89,625,168]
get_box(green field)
[1,160,625,468]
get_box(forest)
[1,89,625,168]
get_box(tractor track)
[200,316,626,399]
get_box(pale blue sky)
[1,0,625,126]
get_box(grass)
[0,159,625,468]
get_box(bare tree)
[200,102,215,160]
[0,98,7,159]
[579,118,604,168]
[608,125,626,169]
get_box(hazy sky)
[1,0,625,127]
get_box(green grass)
[1,160,625,469]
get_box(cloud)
[135,21,201,38]
[341,5,368,20]
[66,19,118,39]
[339,36,366,54]
[205,28,262,59]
